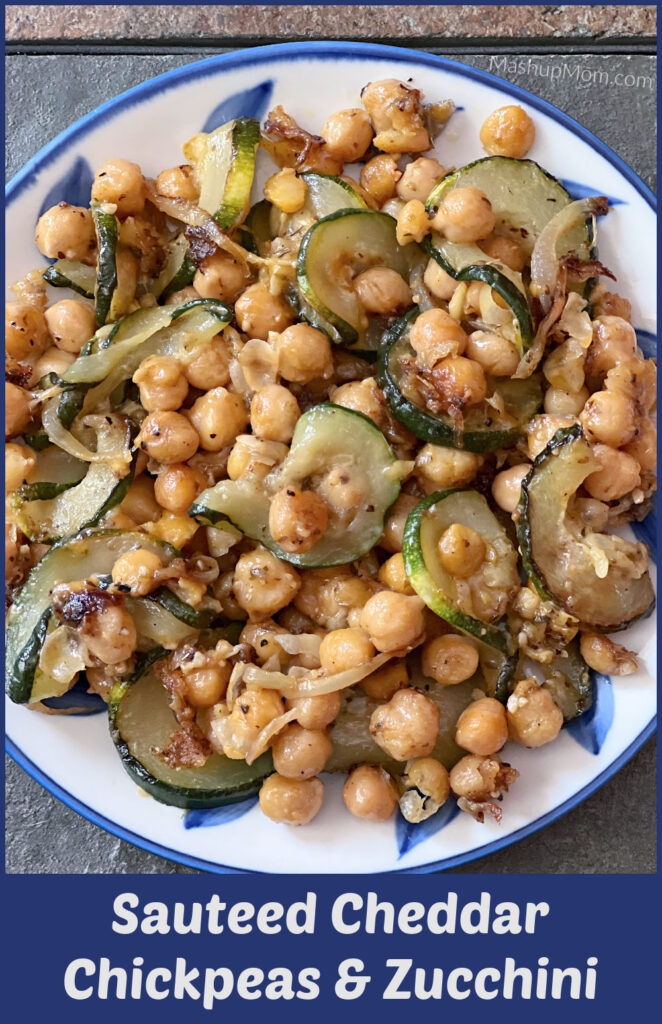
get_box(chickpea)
[480,105,535,158]
[430,187,496,244]
[491,464,530,514]
[233,547,301,619]
[286,691,342,731]
[321,108,373,162]
[409,308,468,369]
[43,299,95,355]
[188,387,249,451]
[353,267,412,316]
[111,548,163,596]
[185,663,231,708]
[526,414,575,460]
[455,697,508,755]
[235,283,294,339]
[396,200,430,246]
[622,417,656,474]
[361,79,430,153]
[586,316,637,376]
[183,336,231,390]
[465,330,520,377]
[422,634,479,685]
[91,158,145,218]
[584,444,641,501]
[432,355,488,408]
[227,435,288,480]
[133,355,189,412]
[193,251,250,302]
[400,757,450,822]
[378,552,414,595]
[423,259,457,302]
[224,687,285,759]
[370,688,439,760]
[165,286,199,307]
[449,754,517,802]
[319,627,375,673]
[507,677,563,748]
[331,377,384,425]
[276,323,333,384]
[361,659,409,700]
[155,163,199,201]
[343,764,398,822]
[260,774,324,826]
[415,446,482,495]
[35,203,96,262]
[591,289,632,321]
[437,523,486,579]
[360,590,425,652]
[544,386,589,417]
[272,724,333,780]
[580,390,637,447]
[263,167,307,214]
[5,382,32,438]
[81,602,137,664]
[381,493,419,553]
[293,568,371,629]
[479,234,526,272]
[5,442,36,492]
[268,486,329,554]
[360,154,401,206]
[5,302,49,360]
[154,463,206,514]
[136,411,199,463]
[579,633,638,675]
[397,157,446,203]
[250,384,300,442]
[33,346,76,379]
[318,464,367,511]
[120,475,161,523]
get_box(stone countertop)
[5,43,656,875]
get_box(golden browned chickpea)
[455,697,508,756]
[81,602,137,664]
[480,105,535,158]
[584,444,641,501]
[155,163,199,200]
[188,387,249,451]
[193,251,250,302]
[321,108,373,162]
[423,258,457,301]
[543,386,589,417]
[154,463,206,514]
[250,384,300,442]
[318,465,368,512]
[479,234,527,272]
[360,590,425,653]
[233,547,301,619]
[183,336,231,390]
[272,724,333,780]
[397,157,446,202]
[343,764,398,822]
[35,203,96,261]
[434,355,488,408]
[591,289,632,321]
[400,756,450,822]
[580,390,637,447]
[507,677,563,748]
[438,522,486,578]
[5,382,32,438]
[422,634,479,685]
[449,753,518,801]
[6,302,49,360]
[396,200,430,246]
[370,687,439,760]
[622,417,656,474]
[276,323,333,383]
[331,377,385,425]
[259,774,324,826]
[5,442,37,492]
[120,475,161,523]
[359,154,401,206]
[111,548,163,596]
[377,552,414,595]
[133,355,189,412]
[586,316,637,376]
[91,158,145,218]
[185,663,231,708]
[353,267,412,316]
[360,659,409,700]
[465,330,520,377]
[44,299,96,356]
[491,463,530,514]
[268,486,329,554]
[33,346,76,379]
[235,283,294,339]
[286,691,342,731]
[361,79,430,153]
[381,493,419,553]
[165,286,200,307]
[579,633,638,675]
[222,686,285,759]
[415,445,482,495]
[430,187,496,244]
[319,627,375,673]
[409,308,468,369]
[263,168,307,213]
[227,435,288,480]
[136,410,200,463]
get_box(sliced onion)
[206,526,241,558]
[556,292,593,348]
[530,197,608,313]
[38,625,86,686]
[242,652,393,699]
[42,398,132,465]
[245,707,298,765]
[274,633,322,658]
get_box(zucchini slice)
[296,209,418,347]
[43,259,96,299]
[191,403,402,568]
[91,203,119,327]
[300,173,367,219]
[109,670,272,809]
[516,426,655,630]
[378,308,542,452]
[152,234,197,302]
[403,490,519,653]
[183,117,260,230]
[542,640,593,722]
[5,529,178,704]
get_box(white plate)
[5,41,656,874]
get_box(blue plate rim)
[5,40,657,875]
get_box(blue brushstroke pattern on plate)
[202,80,273,133]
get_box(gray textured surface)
[5,50,657,874]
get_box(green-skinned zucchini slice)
[516,426,655,631]
[543,640,594,722]
[91,203,119,327]
[109,670,272,809]
[300,172,367,219]
[183,117,260,230]
[378,308,542,452]
[191,403,403,568]
[152,234,197,302]
[43,259,96,299]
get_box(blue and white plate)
[5,42,656,874]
